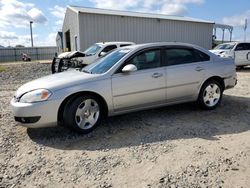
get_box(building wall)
[78,13,213,51]
[62,9,79,52]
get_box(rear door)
[111,48,166,111]
[164,47,210,103]
[234,43,250,66]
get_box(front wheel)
[63,95,103,134]
[198,80,223,110]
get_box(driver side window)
[127,49,161,70]
[101,45,117,53]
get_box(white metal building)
[61,6,214,52]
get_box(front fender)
[51,78,113,114]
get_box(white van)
[210,42,250,68]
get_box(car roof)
[96,41,135,45]
[217,42,236,45]
[125,42,202,49]
[120,42,217,59]
[218,42,250,45]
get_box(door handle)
[195,66,204,72]
[152,73,163,78]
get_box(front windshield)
[84,44,102,56]
[214,43,235,50]
[82,48,131,74]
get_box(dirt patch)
[0,66,6,72]
[0,63,250,187]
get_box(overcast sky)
[0,0,250,47]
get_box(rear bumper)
[10,99,61,128]
[224,75,237,89]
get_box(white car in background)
[52,41,135,73]
[210,42,250,68]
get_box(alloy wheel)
[75,99,100,130]
[203,83,221,107]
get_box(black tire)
[51,58,64,74]
[198,80,223,110]
[51,58,56,74]
[236,66,245,70]
[63,95,103,134]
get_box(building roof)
[69,6,214,24]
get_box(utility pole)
[30,21,34,47]
[244,18,248,42]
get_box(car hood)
[58,51,86,59]
[57,51,96,64]
[210,49,230,55]
[15,70,101,98]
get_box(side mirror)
[122,64,137,73]
[99,52,107,57]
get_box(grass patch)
[0,65,6,72]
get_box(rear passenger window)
[244,43,250,50]
[165,49,199,66]
[193,49,210,62]
[101,45,117,53]
[120,44,132,47]
[165,48,210,66]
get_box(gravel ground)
[0,62,250,188]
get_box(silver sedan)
[11,42,237,134]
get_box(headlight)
[19,89,52,103]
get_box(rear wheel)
[63,95,103,134]
[198,80,223,110]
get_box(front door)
[111,49,166,111]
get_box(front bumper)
[11,99,62,128]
